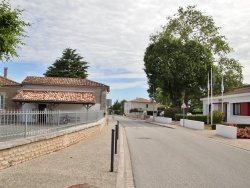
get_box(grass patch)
[204,124,212,130]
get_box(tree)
[0,0,30,61]
[152,5,231,56]
[144,5,243,107]
[44,48,89,78]
[144,35,213,107]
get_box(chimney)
[4,67,8,78]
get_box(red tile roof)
[0,76,20,86]
[22,76,110,91]
[214,84,250,97]
[129,98,152,103]
[12,90,96,104]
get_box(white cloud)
[109,80,148,90]
[7,0,250,94]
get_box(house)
[201,84,250,124]
[124,97,160,115]
[0,68,21,110]
[11,76,110,112]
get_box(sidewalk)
[150,121,250,151]
[0,117,121,188]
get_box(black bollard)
[115,125,118,154]
[110,129,115,172]
[116,123,119,140]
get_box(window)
[233,103,240,115]
[146,104,149,108]
[0,94,5,110]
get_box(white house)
[124,97,160,115]
[12,76,110,112]
[201,85,250,124]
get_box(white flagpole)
[211,68,213,125]
[207,72,210,124]
[221,75,224,114]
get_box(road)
[115,116,250,188]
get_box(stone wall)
[0,118,107,170]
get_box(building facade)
[12,76,110,112]
[124,97,159,115]
[201,85,250,124]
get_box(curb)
[116,125,135,188]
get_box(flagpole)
[221,75,224,114]
[207,72,210,124]
[211,68,213,125]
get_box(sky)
[2,0,250,104]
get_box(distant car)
[160,111,164,117]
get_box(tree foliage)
[110,99,127,115]
[0,0,30,61]
[144,35,213,106]
[44,48,89,78]
[144,5,243,107]
[152,5,231,56]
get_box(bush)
[191,109,203,115]
[208,110,224,124]
[187,115,207,122]
[175,114,207,122]
[147,111,153,116]
[175,114,186,121]
[164,108,181,120]
[130,108,139,113]
[237,127,250,139]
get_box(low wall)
[180,119,204,130]
[154,117,172,124]
[216,124,237,139]
[0,118,107,170]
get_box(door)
[38,104,47,123]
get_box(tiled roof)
[12,90,96,104]
[22,76,110,92]
[129,98,152,103]
[214,84,250,97]
[0,76,20,86]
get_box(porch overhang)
[12,90,96,105]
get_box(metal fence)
[0,110,104,142]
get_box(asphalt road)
[116,116,250,188]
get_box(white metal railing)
[0,110,104,142]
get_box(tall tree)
[44,48,89,78]
[0,0,30,61]
[144,35,212,106]
[144,5,243,107]
[153,5,231,56]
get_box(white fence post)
[25,110,28,138]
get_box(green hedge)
[164,108,181,120]
[175,114,207,123]
[175,114,186,121]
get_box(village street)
[116,116,250,188]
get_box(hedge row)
[175,114,207,123]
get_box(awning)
[12,90,96,104]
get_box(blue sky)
[2,0,250,104]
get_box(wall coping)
[0,118,105,150]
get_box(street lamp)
[149,83,155,118]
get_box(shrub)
[208,110,224,124]
[175,114,186,121]
[175,114,207,122]
[237,127,250,139]
[164,108,181,120]
[191,109,203,115]
[130,108,139,113]
[187,115,207,122]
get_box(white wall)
[202,93,250,124]
[22,103,101,112]
[124,101,158,114]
